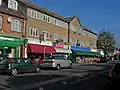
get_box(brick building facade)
[0,0,27,58]
[0,0,98,59]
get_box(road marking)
[69,79,81,84]
[7,75,75,90]
[6,67,110,90]
[38,87,44,90]
[69,75,94,84]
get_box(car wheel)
[69,63,72,69]
[56,64,60,70]
[35,66,40,73]
[11,68,18,76]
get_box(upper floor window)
[46,33,50,39]
[73,31,76,34]
[29,27,39,37]
[0,16,2,29]
[54,19,57,25]
[54,33,59,40]
[43,15,50,23]
[11,19,21,32]
[8,0,18,10]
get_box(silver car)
[41,55,72,70]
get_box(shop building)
[71,46,100,63]
[27,38,56,59]
[66,16,97,49]
[19,0,69,58]
[0,0,27,58]
[0,34,25,58]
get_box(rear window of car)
[112,63,120,72]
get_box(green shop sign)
[0,34,25,47]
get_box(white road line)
[69,75,94,84]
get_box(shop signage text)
[0,36,14,41]
[28,38,40,45]
[41,41,52,46]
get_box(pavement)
[0,63,114,90]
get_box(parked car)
[0,58,40,76]
[41,55,72,70]
[108,60,120,83]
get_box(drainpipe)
[22,18,28,58]
[68,22,70,49]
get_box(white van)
[41,55,72,70]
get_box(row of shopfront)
[0,34,101,63]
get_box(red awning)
[27,44,56,53]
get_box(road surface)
[0,63,113,90]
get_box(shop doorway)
[0,47,11,60]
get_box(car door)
[23,58,35,72]
[112,62,120,77]
[16,58,27,72]
[63,56,69,67]
[59,56,67,67]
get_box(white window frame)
[8,0,18,10]
[0,16,2,29]
[38,12,43,20]
[35,29,39,37]
[31,10,34,18]
[50,17,54,24]
[36,12,39,19]
[11,19,21,32]
[47,16,50,23]
[29,27,39,37]
[43,15,48,22]
[29,9,69,29]
[54,19,57,25]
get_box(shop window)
[11,19,21,32]
[0,16,2,29]
[8,0,18,10]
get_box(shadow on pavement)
[106,78,120,90]
[27,72,110,90]
[61,65,111,74]
[3,74,65,89]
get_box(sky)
[31,0,120,47]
